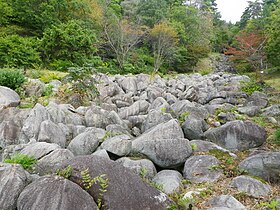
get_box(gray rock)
[67,128,105,156]
[165,93,178,105]
[0,120,21,148]
[206,195,247,210]
[230,176,271,198]
[17,175,98,210]
[141,109,173,132]
[0,163,29,210]
[92,149,110,160]
[38,120,66,147]
[182,115,208,140]
[239,152,280,182]
[101,135,132,156]
[0,86,20,108]
[119,76,137,93]
[149,97,170,112]
[116,157,157,180]
[183,155,223,183]
[237,106,261,117]
[118,100,150,119]
[20,142,60,159]
[190,140,236,157]
[49,80,61,92]
[134,119,184,142]
[106,124,131,137]
[179,86,199,102]
[132,137,192,168]
[58,155,173,210]
[47,102,84,125]
[152,170,183,194]
[204,120,266,151]
[146,86,164,103]
[22,103,51,141]
[127,115,147,129]
[262,105,280,123]
[35,149,74,175]
[24,79,45,97]
[246,91,268,108]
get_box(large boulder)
[183,155,223,183]
[0,120,22,148]
[21,103,51,141]
[116,157,157,180]
[152,170,183,194]
[118,100,150,119]
[206,195,247,210]
[67,128,105,156]
[119,76,137,94]
[17,175,98,210]
[58,155,173,210]
[35,149,74,175]
[38,120,66,147]
[0,163,30,210]
[204,120,266,151]
[182,115,208,140]
[230,176,271,198]
[0,86,20,107]
[20,142,60,159]
[101,135,131,156]
[238,152,280,182]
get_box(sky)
[216,0,249,23]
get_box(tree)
[150,21,178,72]
[239,0,263,28]
[225,30,267,76]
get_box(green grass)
[4,153,37,170]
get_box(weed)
[191,144,197,151]
[273,128,280,145]
[139,167,148,179]
[258,200,279,210]
[55,166,73,179]
[42,84,54,97]
[241,80,263,95]
[178,112,190,125]
[4,153,37,170]
[80,168,108,209]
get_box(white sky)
[216,0,249,23]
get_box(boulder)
[0,86,20,107]
[17,175,98,210]
[67,128,105,156]
[230,176,271,198]
[152,170,183,194]
[182,115,208,140]
[21,103,51,141]
[0,120,21,148]
[38,120,66,147]
[58,155,173,210]
[141,109,173,132]
[204,120,266,151]
[119,76,137,94]
[0,163,30,210]
[132,138,192,168]
[20,142,60,159]
[116,157,157,180]
[118,100,150,119]
[92,149,111,160]
[35,149,74,175]
[239,152,280,182]
[146,86,164,103]
[245,91,268,108]
[24,79,45,97]
[149,97,170,112]
[183,155,223,183]
[237,106,261,117]
[206,195,247,210]
[101,135,132,156]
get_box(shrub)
[241,80,263,95]
[0,35,41,68]
[0,68,26,90]
[273,129,280,145]
[4,153,37,170]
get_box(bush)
[40,20,98,67]
[241,80,263,95]
[273,129,280,145]
[0,68,26,90]
[0,34,41,68]
[4,153,37,170]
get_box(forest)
[0,0,279,75]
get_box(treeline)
[225,0,280,74]
[0,0,232,74]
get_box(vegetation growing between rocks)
[3,153,37,170]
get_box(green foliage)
[42,84,54,97]
[80,168,108,209]
[4,153,37,170]
[258,200,279,210]
[0,68,26,90]
[178,112,190,125]
[66,64,100,101]
[273,128,280,145]
[40,20,97,66]
[241,80,263,95]
[39,72,63,83]
[0,35,41,68]
[55,166,73,179]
